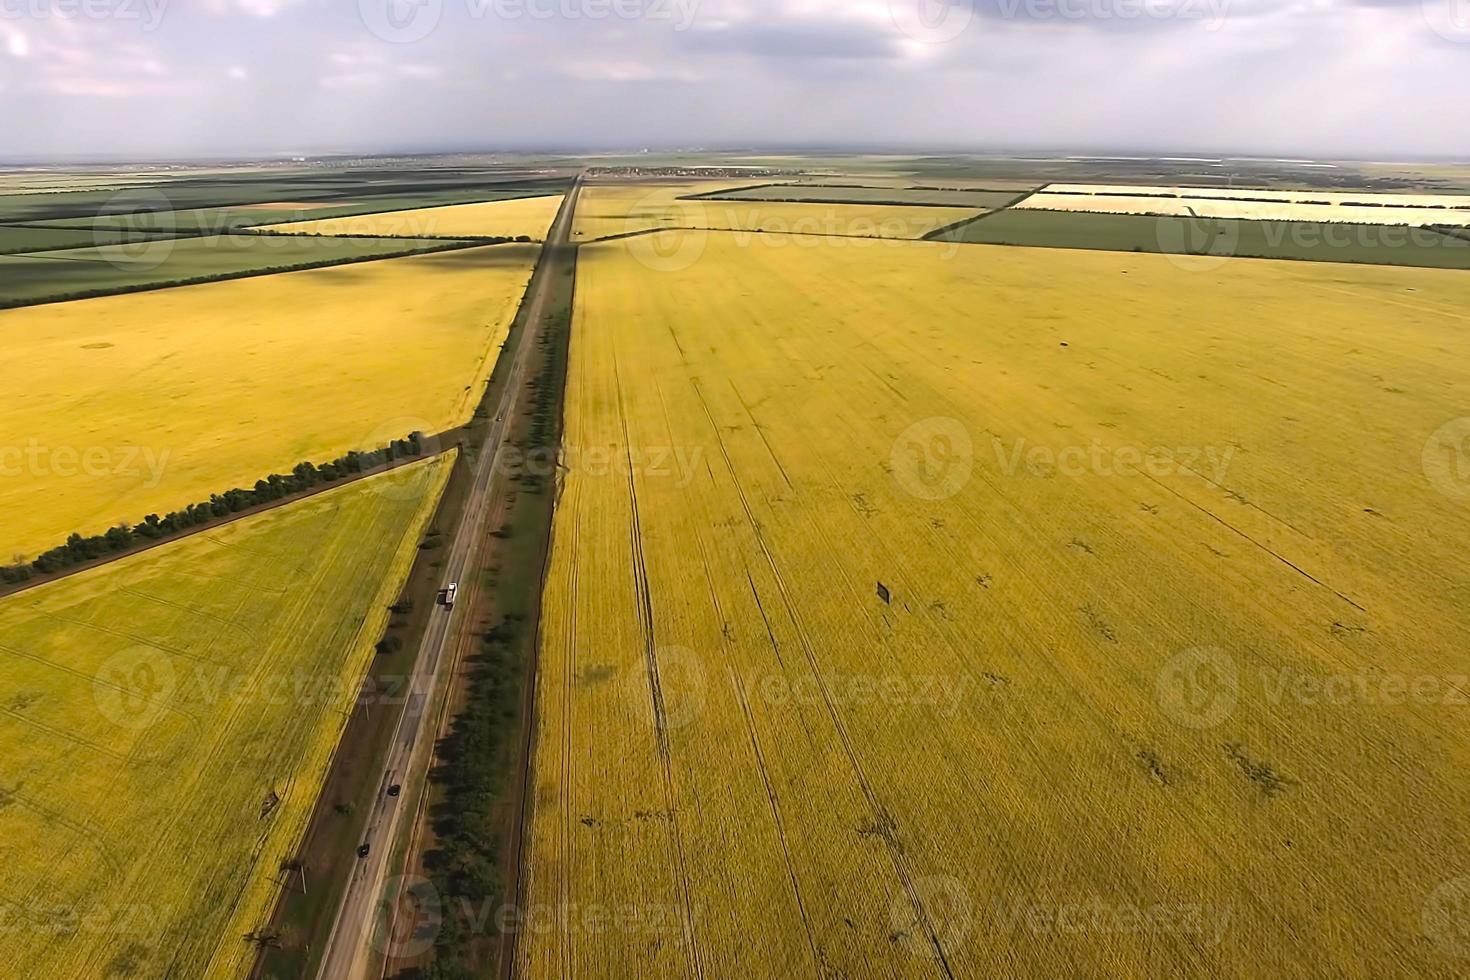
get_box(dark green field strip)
[0,223,184,255]
[922,209,1005,242]
[691,184,1026,209]
[933,208,1470,270]
[0,173,570,223]
[0,234,484,309]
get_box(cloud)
[0,0,1464,159]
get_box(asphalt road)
[314,179,581,980]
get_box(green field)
[0,224,179,255]
[691,183,1024,209]
[937,208,1470,269]
[0,233,479,308]
[0,455,452,980]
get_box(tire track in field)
[688,379,957,980]
[1137,469,1367,613]
[558,501,581,976]
[0,790,121,873]
[611,351,707,980]
[0,641,201,728]
[727,666,824,975]
[117,587,264,642]
[0,707,127,760]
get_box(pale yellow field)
[521,233,1470,978]
[1018,191,1470,226]
[256,194,564,240]
[0,454,451,980]
[0,244,536,559]
[572,181,977,242]
[1043,183,1470,208]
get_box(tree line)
[1,433,431,585]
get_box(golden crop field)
[0,454,451,980]
[256,194,565,241]
[0,244,536,559]
[571,181,977,242]
[521,232,1470,978]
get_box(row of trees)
[1,433,430,585]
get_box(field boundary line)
[0,238,492,311]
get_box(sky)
[0,0,1467,161]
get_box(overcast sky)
[0,0,1466,161]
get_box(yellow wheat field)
[0,454,451,980]
[572,181,977,242]
[0,244,536,559]
[256,195,565,241]
[520,232,1470,978]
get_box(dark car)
[357,844,371,859]
[387,784,402,798]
